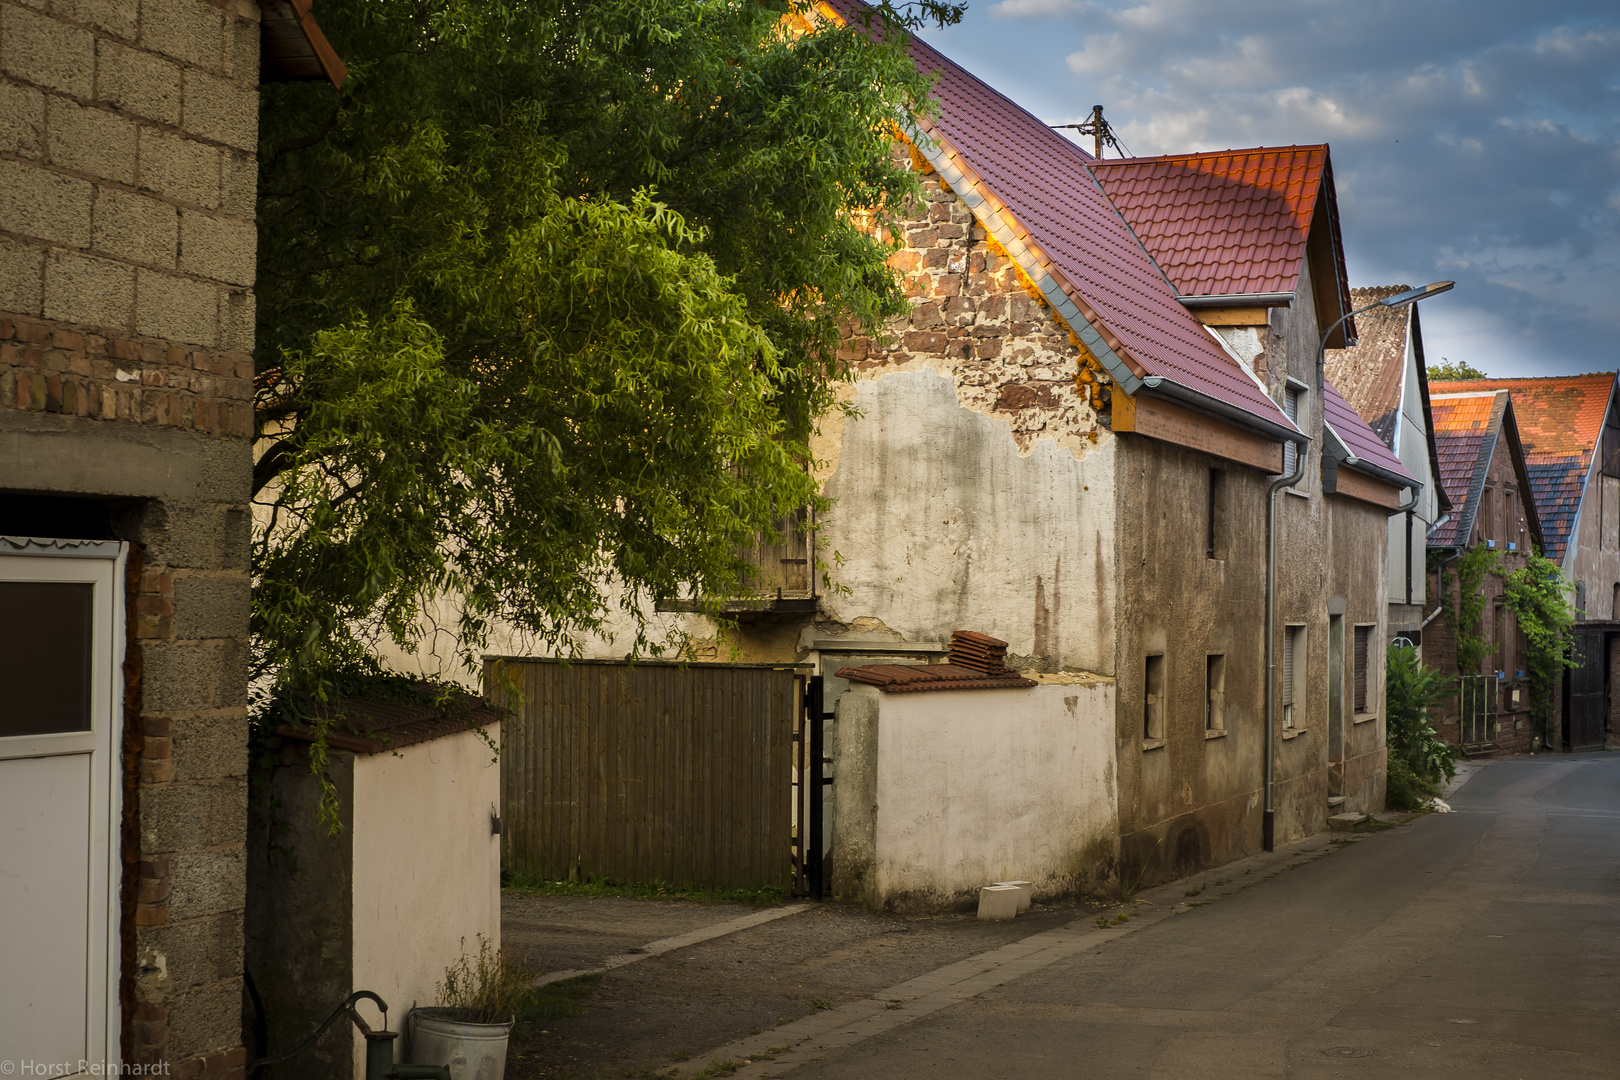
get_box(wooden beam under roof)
[260,0,347,88]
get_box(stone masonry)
[0,0,259,1076]
[837,167,1099,459]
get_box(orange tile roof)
[1090,147,1346,301]
[1428,391,1507,547]
[1428,373,1616,564]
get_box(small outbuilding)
[246,695,501,1079]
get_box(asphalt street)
[789,754,1620,1079]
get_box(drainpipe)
[1263,431,1308,852]
[1392,489,1420,607]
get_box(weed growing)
[502,869,787,907]
[1184,886,1203,897]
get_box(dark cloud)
[924,2,1620,376]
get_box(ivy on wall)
[1434,543,1499,675]
[1500,551,1577,729]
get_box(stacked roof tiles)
[1429,374,1617,565]
[1323,287,1414,446]
[1323,379,1417,486]
[1427,391,1509,548]
[1089,147,1350,312]
[838,631,1037,692]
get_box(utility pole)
[1049,105,1123,159]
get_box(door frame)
[0,536,127,1073]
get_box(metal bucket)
[409,1008,512,1080]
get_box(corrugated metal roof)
[1090,147,1326,299]
[825,1,1295,433]
[1324,287,1412,447]
[1324,377,1418,486]
[1429,373,1616,564]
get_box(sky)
[915,0,1620,378]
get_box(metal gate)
[491,658,803,891]
[1566,631,1607,751]
[791,677,833,899]
[1457,674,1496,751]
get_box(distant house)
[1324,288,1452,650]
[699,2,1422,891]
[1429,373,1620,750]
[1424,391,1543,753]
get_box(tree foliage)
[252,1,960,703]
[1427,360,1489,382]
[1384,644,1456,810]
[1500,550,1576,730]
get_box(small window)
[1206,654,1226,732]
[1576,581,1588,621]
[1282,625,1305,728]
[1206,468,1226,560]
[1493,603,1505,674]
[1144,654,1165,744]
[1612,583,1619,620]
[1281,387,1304,478]
[1353,625,1373,713]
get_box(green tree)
[1427,360,1489,381]
[252,1,962,709]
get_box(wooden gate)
[1566,631,1607,752]
[491,658,799,890]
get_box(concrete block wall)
[0,0,259,1076]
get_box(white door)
[0,538,126,1076]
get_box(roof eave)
[1179,292,1296,309]
[906,118,1147,393]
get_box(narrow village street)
[508,755,1620,1080]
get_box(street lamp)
[1318,280,1456,379]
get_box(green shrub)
[1384,644,1456,809]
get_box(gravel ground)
[502,892,1100,1080]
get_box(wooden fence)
[489,657,798,890]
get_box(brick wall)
[0,0,258,1076]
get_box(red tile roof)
[1324,287,1412,446]
[1428,373,1616,564]
[826,2,1297,434]
[1427,391,1507,547]
[1324,377,1418,487]
[1090,147,1332,299]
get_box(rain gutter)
[1262,424,1309,852]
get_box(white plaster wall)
[349,725,502,1071]
[820,368,1116,674]
[863,682,1117,908]
[1388,327,1436,606]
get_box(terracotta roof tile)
[1323,286,1413,447]
[1324,377,1417,486]
[1429,374,1616,564]
[1427,391,1506,547]
[826,1,1295,432]
[1090,147,1327,298]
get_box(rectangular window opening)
[1353,625,1372,713]
[1281,387,1305,482]
[1206,468,1226,559]
[1282,624,1305,729]
[1144,654,1165,744]
[1206,654,1226,732]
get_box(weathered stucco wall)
[832,681,1117,911]
[0,0,260,1073]
[351,726,501,1074]
[1114,261,1399,878]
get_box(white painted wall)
[819,369,1116,674]
[835,681,1117,910]
[349,724,502,1071]
[1388,325,1438,607]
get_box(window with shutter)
[1353,625,1371,712]
[1281,388,1303,477]
[1282,625,1303,727]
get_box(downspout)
[1394,489,1420,606]
[1263,432,1309,852]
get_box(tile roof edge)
[907,117,1147,392]
[1323,418,1417,489]
[1088,144,1330,168]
